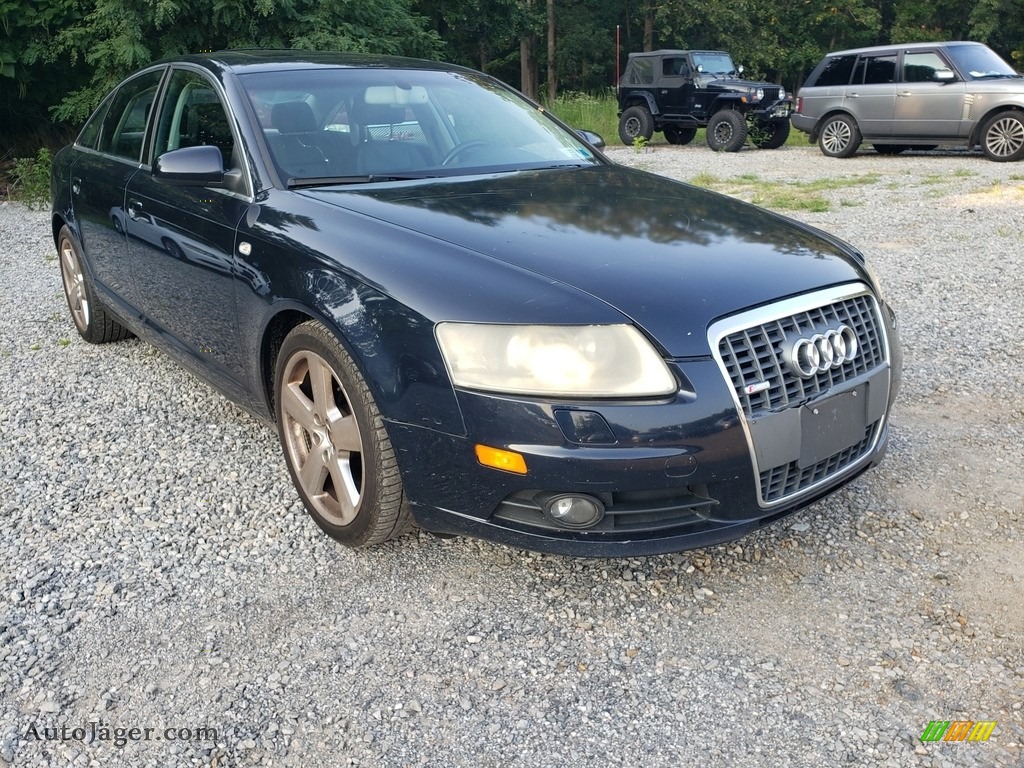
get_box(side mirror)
[933,68,956,83]
[576,130,606,150]
[153,145,225,187]
[738,65,745,75]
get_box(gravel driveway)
[1,144,1022,768]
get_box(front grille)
[711,286,889,506]
[762,86,782,103]
[492,486,718,534]
[760,422,877,502]
[718,293,885,417]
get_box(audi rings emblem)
[785,325,859,379]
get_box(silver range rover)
[792,41,1024,161]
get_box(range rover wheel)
[664,125,697,146]
[706,110,748,152]
[752,119,790,149]
[980,110,1024,162]
[818,114,861,158]
[275,320,410,547]
[618,106,654,145]
[57,225,132,344]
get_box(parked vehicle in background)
[616,49,792,151]
[793,41,1024,161]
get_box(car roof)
[150,49,476,76]
[822,40,987,57]
[627,49,728,58]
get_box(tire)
[275,320,410,548]
[980,110,1024,162]
[872,144,910,155]
[618,105,654,145]
[56,225,132,344]
[706,110,748,152]
[753,120,790,149]
[663,125,697,146]
[818,114,861,158]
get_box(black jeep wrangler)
[617,50,792,151]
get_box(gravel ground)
[1,143,1023,768]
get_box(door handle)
[897,91,912,97]
[847,92,860,98]
[128,200,144,221]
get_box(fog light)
[543,494,605,529]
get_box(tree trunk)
[546,0,556,102]
[520,37,538,99]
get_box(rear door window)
[853,54,898,85]
[97,69,165,162]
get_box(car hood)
[299,165,869,357]
[699,76,776,92]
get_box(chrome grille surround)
[709,283,891,508]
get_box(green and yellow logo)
[920,720,997,742]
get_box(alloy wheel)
[280,349,364,527]
[59,236,90,332]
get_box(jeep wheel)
[618,106,654,145]
[664,125,697,146]
[752,120,790,149]
[706,110,747,152]
[980,110,1024,162]
[818,115,861,158]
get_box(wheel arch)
[969,104,1024,146]
[257,291,465,437]
[619,91,658,116]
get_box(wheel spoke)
[308,356,336,419]
[328,457,360,523]
[280,380,317,433]
[298,446,328,493]
[327,411,361,452]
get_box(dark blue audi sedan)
[51,51,901,556]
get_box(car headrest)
[272,101,317,134]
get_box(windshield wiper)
[287,173,439,189]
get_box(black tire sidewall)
[618,106,654,145]
[707,110,747,152]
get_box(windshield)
[238,68,601,184]
[944,43,1020,79]
[692,53,737,76]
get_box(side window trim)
[152,64,253,200]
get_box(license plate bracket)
[799,387,867,468]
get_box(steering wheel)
[441,140,491,166]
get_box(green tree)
[47,0,442,123]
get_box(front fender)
[253,277,466,438]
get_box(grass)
[686,172,881,213]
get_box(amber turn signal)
[474,444,528,474]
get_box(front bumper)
[386,287,900,557]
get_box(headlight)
[754,88,765,102]
[435,323,677,398]
[779,87,786,101]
